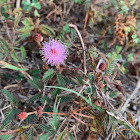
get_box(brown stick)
[69,24,87,74]
[73,112,94,120]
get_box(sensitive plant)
[0,0,140,140]
[40,38,68,67]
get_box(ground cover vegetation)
[0,0,140,139]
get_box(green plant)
[0,0,140,139]
[22,0,41,12]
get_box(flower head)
[18,112,28,120]
[40,39,67,66]
[34,33,43,42]
[99,62,106,71]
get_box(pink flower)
[40,39,67,66]
[18,112,28,120]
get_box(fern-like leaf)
[38,124,56,134]
[37,132,52,140]
[28,78,43,90]
[56,74,66,87]
[0,120,11,131]
[0,134,14,140]
[106,52,118,76]
[51,88,61,97]
[3,108,18,124]
[1,90,19,106]
[27,128,33,140]
[28,93,41,102]
[42,69,54,81]
[71,29,76,42]
[76,76,83,85]
[0,38,10,52]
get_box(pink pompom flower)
[18,112,28,120]
[40,39,67,67]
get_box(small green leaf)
[116,46,122,53]
[14,11,22,28]
[34,9,40,17]
[1,7,9,18]
[121,64,127,73]
[38,124,56,134]
[40,28,53,38]
[32,0,38,3]
[109,92,120,98]
[106,52,118,76]
[15,32,30,45]
[132,34,137,39]
[40,96,51,104]
[42,69,54,80]
[30,69,40,76]
[57,31,65,42]
[34,2,41,9]
[76,76,83,85]
[87,73,94,83]
[51,88,61,97]
[63,24,70,33]
[57,74,66,87]
[134,38,140,44]
[75,0,82,4]
[71,28,76,41]
[23,1,31,6]
[116,54,122,59]
[11,50,20,62]
[0,61,28,71]
[28,93,41,102]
[0,38,10,51]
[58,96,73,103]
[57,130,65,140]
[107,53,112,58]
[26,114,37,124]
[41,24,55,36]
[1,90,19,106]
[37,132,52,140]
[126,27,131,33]
[64,40,72,48]
[28,78,43,90]
[128,53,134,62]
[21,18,33,26]
[20,46,26,60]
[22,0,32,11]
[88,47,98,58]
[18,26,34,33]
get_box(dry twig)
[69,24,87,74]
